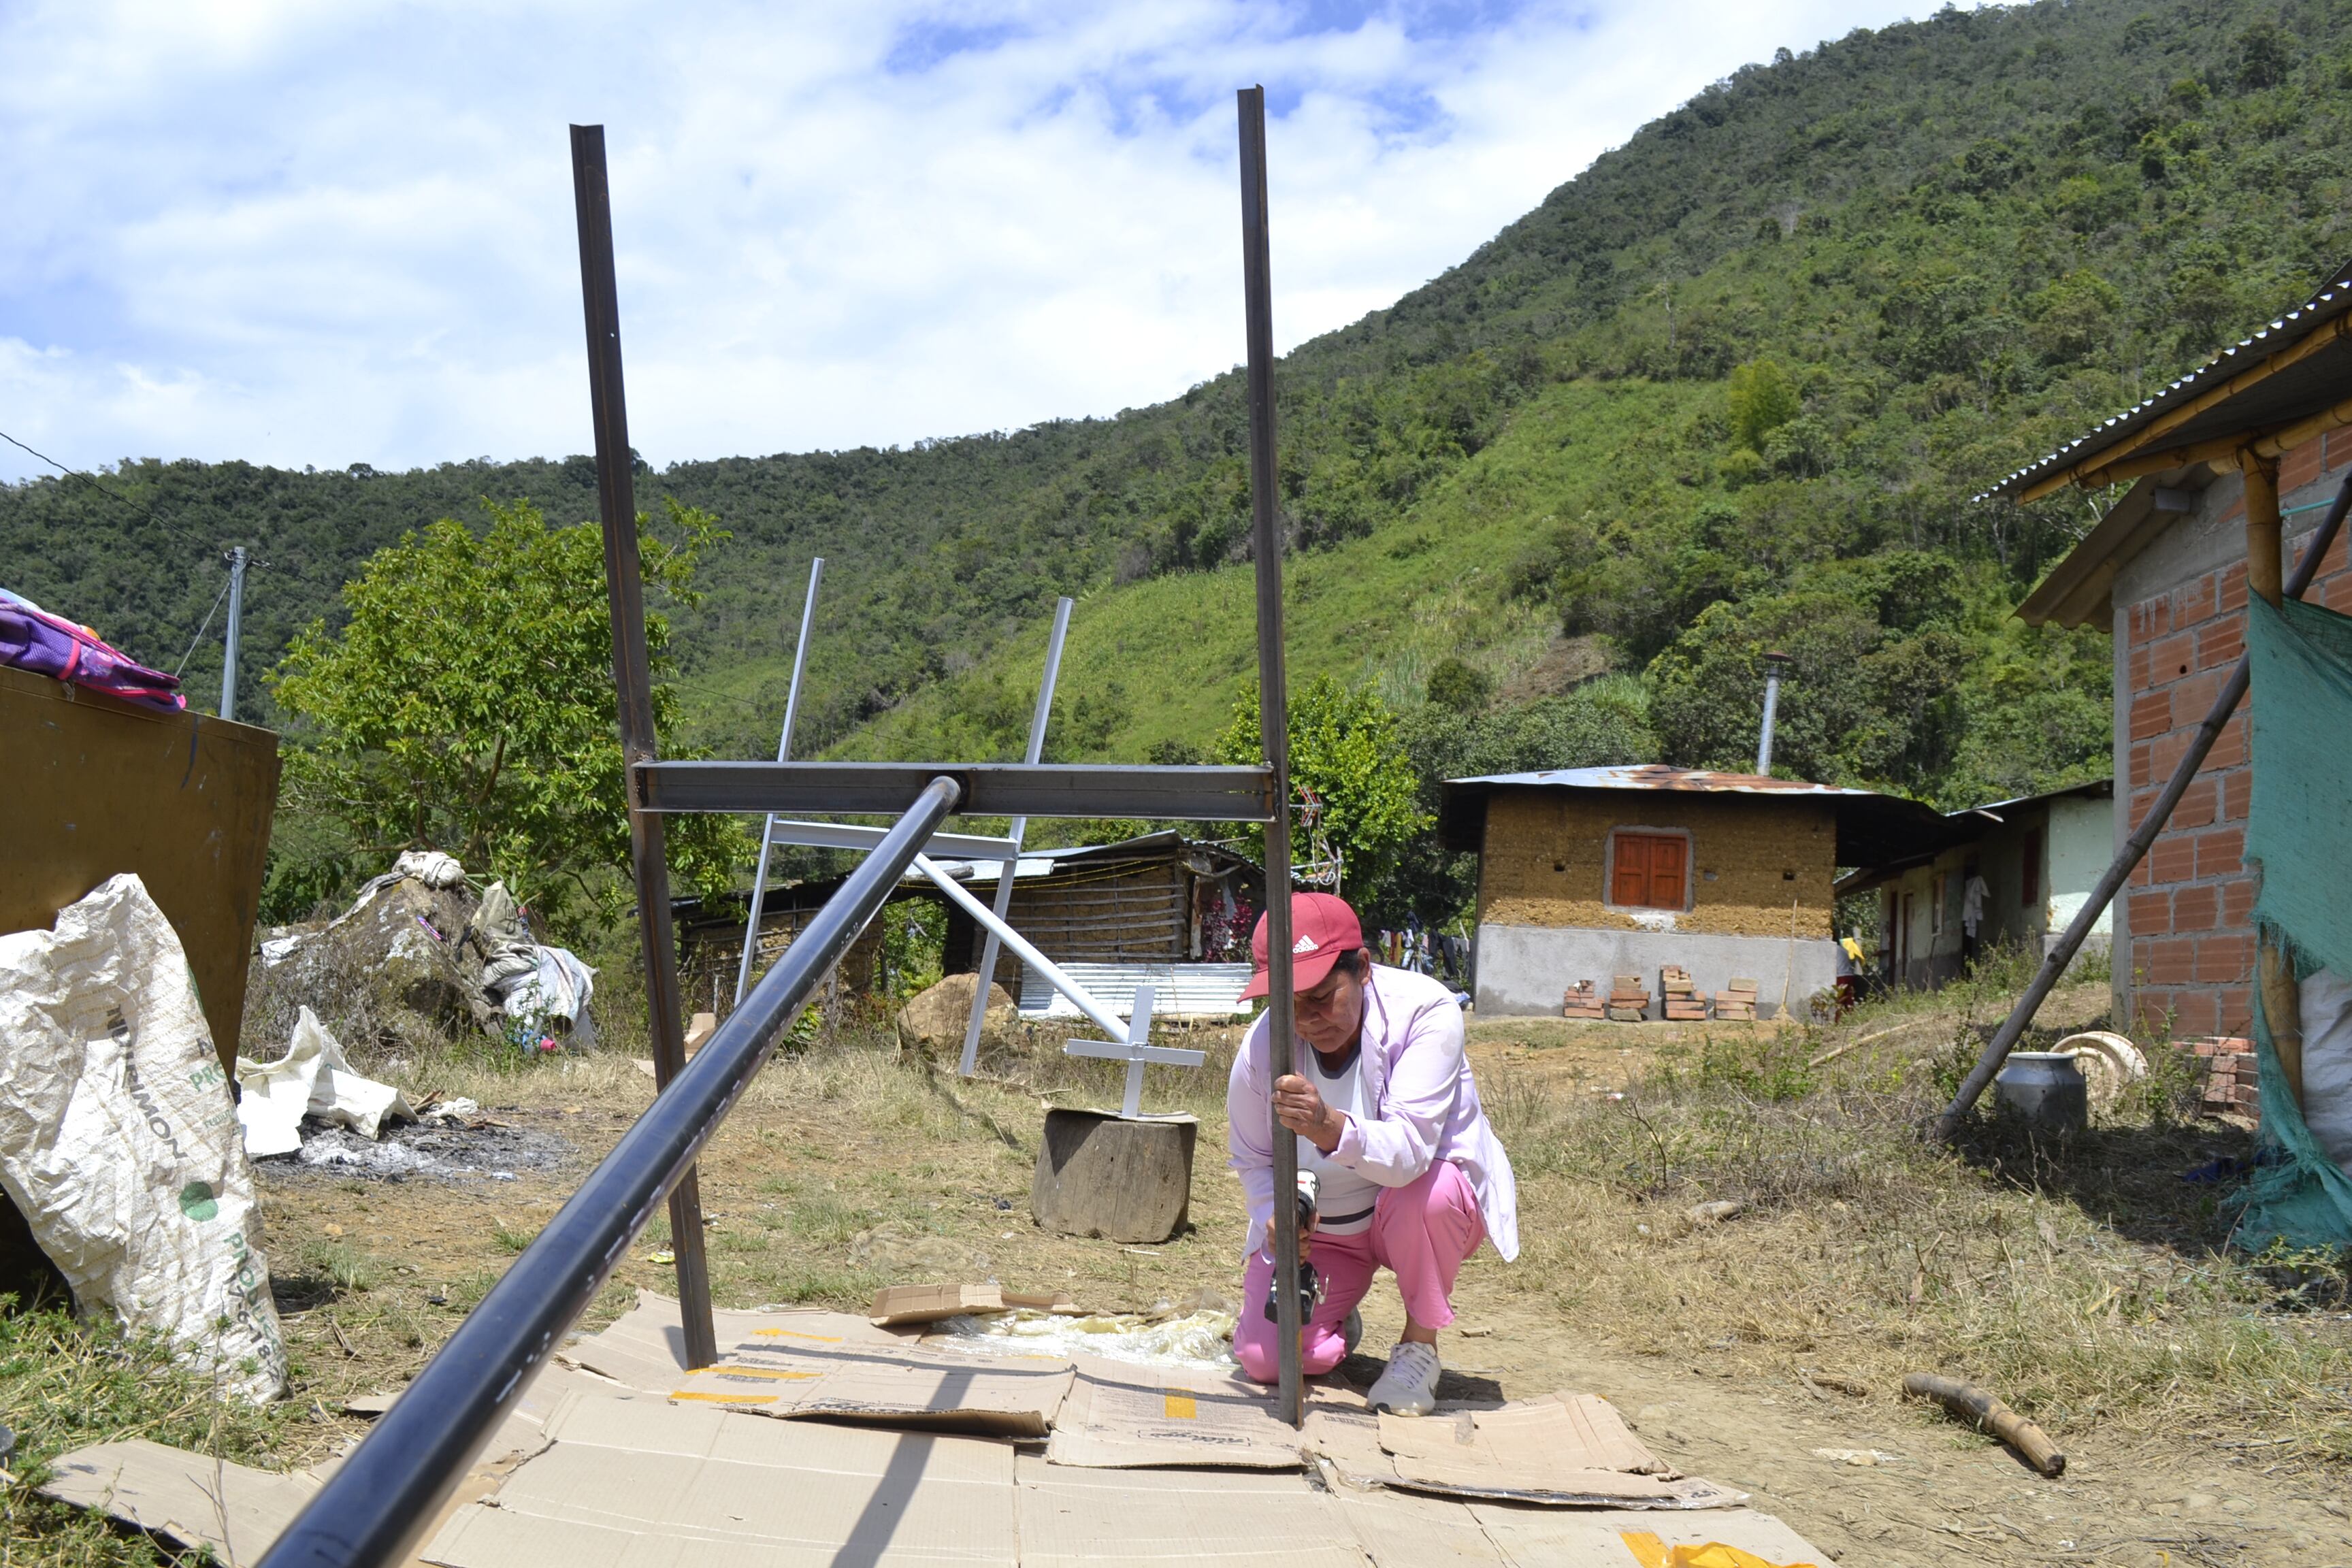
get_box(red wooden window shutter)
[1612,832,1686,910]
[1648,834,1686,907]
[1612,834,1651,905]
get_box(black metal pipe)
[1934,470,2352,1137]
[570,122,715,1357]
[255,776,966,1568]
[1237,84,1303,1426]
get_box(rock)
[1686,1199,1746,1225]
[896,974,1017,1062]
[253,864,491,1048]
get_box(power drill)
[1262,1169,1324,1323]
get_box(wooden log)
[1030,1107,1197,1244]
[1903,1372,2065,1477]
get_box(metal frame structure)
[257,91,1303,1567]
[732,555,823,1007]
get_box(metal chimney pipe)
[1756,651,1790,774]
[220,545,248,722]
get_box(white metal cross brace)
[1058,983,1205,1119]
[910,855,1204,1116]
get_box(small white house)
[1838,780,2114,987]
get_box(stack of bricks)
[1561,981,1605,1019]
[2122,434,2352,1039]
[2191,1035,2259,1119]
[1606,974,1650,1022]
[1660,966,1710,1021]
[1714,978,1760,1022]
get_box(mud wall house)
[1998,261,2352,1039]
[670,832,1261,1019]
[1838,781,2114,989]
[1437,766,1949,1017]
[935,833,1262,976]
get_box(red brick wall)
[2124,434,2352,1036]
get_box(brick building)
[2004,263,2352,1038]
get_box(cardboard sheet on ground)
[1334,1486,1835,1567]
[1306,1394,1743,1509]
[1043,1356,1354,1470]
[39,1362,608,1566]
[671,1328,1075,1439]
[870,1281,1077,1326]
[1012,1452,1366,1568]
[423,1386,1020,1568]
[557,1290,900,1391]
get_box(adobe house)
[670,830,1261,1019]
[1999,261,2352,1038]
[1838,780,2114,988]
[1438,766,1948,1017]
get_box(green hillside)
[7,0,2351,921]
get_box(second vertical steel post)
[570,122,718,1371]
[1237,84,1303,1426]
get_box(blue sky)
[0,1,1933,483]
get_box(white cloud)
[0,0,1928,483]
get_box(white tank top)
[1300,1045,1380,1235]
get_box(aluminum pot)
[1995,1051,2088,1135]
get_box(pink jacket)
[1226,964,1518,1262]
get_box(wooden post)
[570,124,716,1371]
[2239,445,2302,1109]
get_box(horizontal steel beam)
[636,761,1276,822]
[760,818,1024,861]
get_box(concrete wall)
[2112,434,2352,1036]
[2045,793,2114,957]
[1474,922,1839,1019]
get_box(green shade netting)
[2238,595,2352,1251]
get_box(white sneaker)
[1366,1341,1441,1416]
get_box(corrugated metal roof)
[1443,764,1886,798]
[1983,259,2352,500]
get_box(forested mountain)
[6,0,2349,923]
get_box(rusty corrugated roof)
[1443,764,1884,798]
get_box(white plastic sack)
[2300,967,2352,1176]
[391,849,466,890]
[0,875,287,1400]
[499,945,597,1043]
[235,1007,414,1157]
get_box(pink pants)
[1232,1160,1485,1384]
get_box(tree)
[272,499,745,933]
[1726,358,1801,451]
[1213,676,1430,902]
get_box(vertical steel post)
[1755,651,1787,774]
[220,545,248,722]
[735,557,826,1008]
[1238,84,1303,1426]
[959,595,1074,1077]
[570,122,716,1370]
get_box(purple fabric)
[0,593,186,713]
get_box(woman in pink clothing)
[1226,892,1518,1415]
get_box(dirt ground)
[231,992,2352,1568]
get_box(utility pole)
[220,546,249,722]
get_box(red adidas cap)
[1240,892,1366,1000]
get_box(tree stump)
[1030,1108,1196,1244]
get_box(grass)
[11,975,2349,1565]
[1484,1019,2352,1460]
[0,1300,305,1567]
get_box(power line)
[173,564,233,679]
[0,426,224,554]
